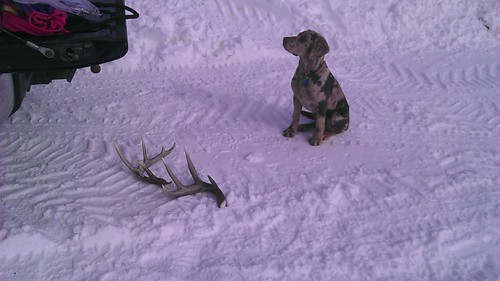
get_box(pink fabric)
[28,9,67,34]
[1,3,67,36]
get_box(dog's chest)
[292,73,328,112]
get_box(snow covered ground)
[1,0,499,280]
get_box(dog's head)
[283,30,330,59]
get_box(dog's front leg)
[309,102,326,146]
[283,96,302,138]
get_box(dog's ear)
[310,35,330,58]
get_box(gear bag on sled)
[0,0,138,117]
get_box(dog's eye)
[299,36,307,43]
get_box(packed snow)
[1,0,499,280]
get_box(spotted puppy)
[282,30,349,146]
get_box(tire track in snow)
[213,0,292,28]
[320,169,495,276]
[0,129,177,244]
[344,57,499,148]
[316,53,497,275]
[1,51,498,280]
[344,59,499,92]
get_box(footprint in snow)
[245,152,265,163]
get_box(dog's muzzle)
[283,37,298,56]
[283,37,292,48]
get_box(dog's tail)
[301,110,314,119]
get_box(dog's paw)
[283,127,297,138]
[309,134,323,146]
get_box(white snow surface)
[1,0,500,280]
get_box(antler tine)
[141,138,148,165]
[207,175,227,208]
[185,151,226,207]
[162,158,186,190]
[114,139,174,187]
[113,141,140,174]
[141,138,176,168]
[185,150,203,183]
[161,153,227,208]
